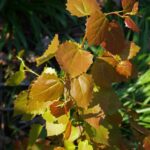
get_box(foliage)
[4,0,149,149]
[0,0,75,52]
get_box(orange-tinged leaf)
[66,0,100,17]
[116,60,132,78]
[56,41,93,78]
[122,0,136,12]
[54,147,65,150]
[100,51,120,67]
[91,58,127,88]
[29,72,64,102]
[101,21,126,54]
[50,100,73,118]
[125,16,140,32]
[36,34,59,66]
[86,10,109,46]
[143,135,150,150]
[128,42,140,59]
[132,2,139,15]
[119,41,140,60]
[70,74,94,109]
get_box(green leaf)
[28,124,43,147]
[78,140,93,150]
[67,126,81,142]
[138,70,150,85]
[64,140,76,150]
[6,61,25,86]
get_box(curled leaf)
[125,16,140,32]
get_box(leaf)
[14,90,51,115]
[6,62,25,86]
[122,0,136,13]
[56,41,93,78]
[70,74,94,109]
[100,51,120,67]
[36,34,59,66]
[127,42,140,59]
[91,58,126,88]
[124,16,140,32]
[46,122,66,136]
[50,100,73,118]
[14,91,29,115]
[86,10,109,46]
[29,72,64,102]
[101,21,126,54]
[143,135,150,150]
[119,41,140,60]
[78,140,93,150]
[131,2,139,15]
[93,125,109,146]
[92,88,121,115]
[67,126,81,142]
[138,70,150,85]
[28,124,43,147]
[116,60,132,78]
[83,104,105,128]
[64,140,76,150]
[66,0,100,17]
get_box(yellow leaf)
[14,91,50,115]
[36,34,59,66]
[46,122,66,136]
[14,91,29,115]
[56,41,93,78]
[29,72,64,102]
[70,74,94,109]
[86,10,109,46]
[66,0,100,17]
[93,125,109,146]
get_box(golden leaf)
[29,72,64,102]
[14,91,29,115]
[56,41,93,78]
[127,42,140,59]
[66,0,100,17]
[70,74,94,109]
[36,34,59,66]
[86,10,109,46]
